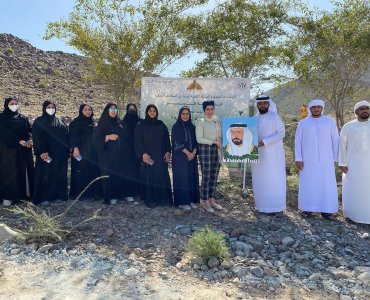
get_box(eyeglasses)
[109,108,118,113]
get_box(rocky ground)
[0,168,369,300]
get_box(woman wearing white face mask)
[0,96,34,206]
[32,100,69,205]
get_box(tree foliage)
[179,0,291,89]
[284,0,370,126]
[45,0,208,107]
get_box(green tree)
[179,0,291,89]
[283,0,370,127]
[45,0,208,107]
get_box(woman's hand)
[213,140,222,148]
[164,152,171,163]
[19,140,27,147]
[105,134,119,142]
[40,152,49,161]
[143,153,151,164]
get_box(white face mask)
[46,108,56,116]
[8,104,19,112]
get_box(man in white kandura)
[295,99,339,218]
[339,100,370,224]
[226,123,253,156]
[251,95,286,214]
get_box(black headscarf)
[41,99,57,120]
[3,96,19,117]
[172,106,196,152]
[74,104,94,126]
[122,103,140,132]
[95,103,122,135]
[144,104,160,124]
[175,106,193,128]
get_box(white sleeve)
[262,115,285,146]
[294,121,303,162]
[338,124,348,166]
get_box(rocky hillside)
[0,33,112,121]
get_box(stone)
[38,243,53,253]
[10,248,20,255]
[220,259,234,269]
[124,268,140,277]
[176,262,182,269]
[250,266,264,278]
[175,225,191,235]
[105,228,114,236]
[354,266,370,275]
[173,209,184,216]
[328,267,351,280]
[263,267,278,277]
[86,243,97,253]
[233,241,254,253]
[309,273,323,281]
[295,266,311,277]
[324,240,335,249]
[282,237,294,247]
[230,229,241,238]
[260,216,271,224]
[357,272,370,286]
[339,295,352,300]
[208,257,220,268]
[0,223,19,243]
[193,264,200,270]
[200,265,209,271]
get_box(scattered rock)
[38,244,53,253]
[282,237,294,247]
[10,248,20,255]
[358,272,370,286]
[0,223,19,243]
[208,257,220,268]
[86,243,97,253]
[124,268,140,277]
[250,266,264,278]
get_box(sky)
[0,0,336,78]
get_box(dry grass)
[7,176,108,242]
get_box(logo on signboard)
[187,80,203,91]
[238,82,248,89]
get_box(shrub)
[38,80,47,88]
[184,226,229,262]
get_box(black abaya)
[32,101,69,204]
[0,97,34,203]
[69,104,100,200]
[134,105,173,207]
[92,103,128,204]
[171,107,200,206]
[121,103,142,197]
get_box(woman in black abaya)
[171,106,200,210]
[0,96,34,206]
[92,103,127,205]
[69,104,100,200]
[121,103,141,201]
[134,104,173,208]
[32,100,69,205]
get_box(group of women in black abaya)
[0,96,215,210]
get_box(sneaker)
[189,202,198,209]
[125,197,135,202]
[2,200,12,207]
[40,201,49,206]
[211,203,223,210]
[204,204,214,213]
[110,199,118,205]
[178,205,191,211]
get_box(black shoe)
[321,213,335,220]
[301,211,313,218]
